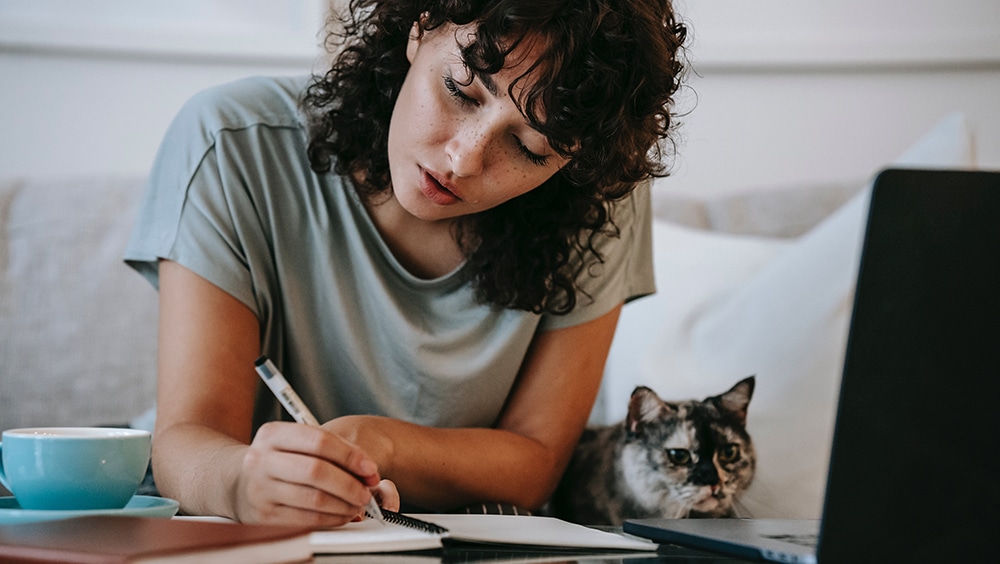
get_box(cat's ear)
[714,376,755,424]
[627,386,673,434]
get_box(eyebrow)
[471,68,500,98]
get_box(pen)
[254,355,386,524]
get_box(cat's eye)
[667,449,692,466]
[718,444,741,463]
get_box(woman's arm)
[326,304,623,511]
[157,258,619,515]
[154,260,396,525]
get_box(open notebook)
[310,510,657,554]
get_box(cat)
[549,376,756,525]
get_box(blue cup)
[0,427,151,510]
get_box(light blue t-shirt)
[125,75,655,431]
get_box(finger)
[257,422,381,486]
[264,449,374,510]
[243,435,372,511]
[261,478,365,519]
[372,479,401,513]
[245,494,361,528]
[240,454,371,527]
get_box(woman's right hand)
[231,421,392,526]
[155,261,399,526]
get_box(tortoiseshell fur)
[550,377,756,525]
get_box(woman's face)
[386,23,569,223]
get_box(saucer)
[0,495,179,525]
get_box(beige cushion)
[0,175,157,433]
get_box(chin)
[394,192,457,222]
[692,497,722,514]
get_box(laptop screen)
[818,169,1000,561]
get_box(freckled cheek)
[409,86,450,145]
[484,167,548,205]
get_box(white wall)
[666,0,1000,197]
[0,54,316,179]
[669,67,1000,198]
[1,0,998,197]
[0,0,326,180]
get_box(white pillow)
[596,112,975,518]
[593,221,790,425]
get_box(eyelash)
[442,75,476,106]
[442,74,550,167]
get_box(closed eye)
[443,74,477,107]
[516,140,550,166]
[445,73,551,167]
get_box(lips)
[419,168,461,206]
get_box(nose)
[690,459,721,487]
[445,120,489,177]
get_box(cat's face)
[621,377,756,518]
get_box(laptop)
[624,168,1000,562]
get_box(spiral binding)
[366,508,450,535]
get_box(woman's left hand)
[322,416,397,482]
[323,416,401,516]
[367,479,401,516]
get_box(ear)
[406,21,422,63]
[713,376,755,425]
[626,386,670,434]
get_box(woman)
[125,0,686,526]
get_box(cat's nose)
[690,463,721,486]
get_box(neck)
[362,193,466,279]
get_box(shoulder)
[171,75,311,138]
[610,180,652,228]
[153,75,316,182]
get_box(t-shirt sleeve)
[123,86,222,291]
[123,78,303,317]
[538,181,656,332]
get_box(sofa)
[0,113,976,513]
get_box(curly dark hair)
[303,0,687,314]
